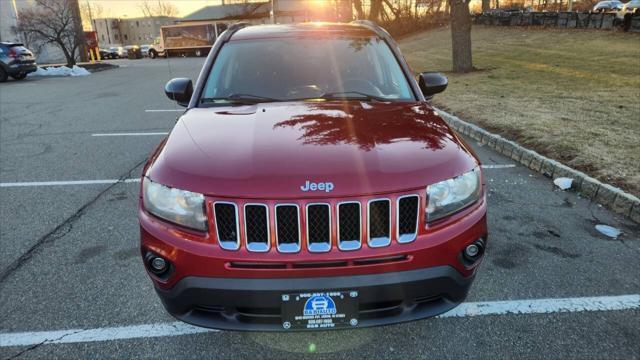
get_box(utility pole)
[270,0,275,24]
[86,0,93,30]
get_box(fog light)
[151,257,166,271]
[149,256,168,275]
[461,238,485,266]
[465,244,480,258]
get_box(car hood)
[147,102,479,198]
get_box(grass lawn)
[399,26,640,196]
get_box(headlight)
[426,167,481,222]
[143,177,208,231]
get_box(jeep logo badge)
[300,180,334,193]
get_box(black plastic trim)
[155,266,474,331]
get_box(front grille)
[306,204,331,253]
[211,193,420,253]
[244,204,270,252]
[214,202,239,250]
[338,202,361,251]
[397,195,419,243]
[275,205,301,253]
[368,199,391,247]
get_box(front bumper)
[156,265,474,331]
[7,63,37,75]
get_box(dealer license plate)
[281,290,359,330]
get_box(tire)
[0,68,7,82]
[149,49,157,59]
[623,13,632,31]
[11,73,27,80]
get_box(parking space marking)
[481,164,516,169]
[437,294,639,318]
[91,132,169,137]
[145,109,183,112]
[0,179,140,188]
[1,295,637,347]
[0,322,214,348]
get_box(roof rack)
[350,20,393,41]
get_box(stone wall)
[474,12,640,32]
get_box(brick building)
[92,16,178,47]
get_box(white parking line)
[145,109,183,112]
[91,132,168,137]
[437,294,639,318]
[0,322,213,347]
[0,179,140,188]
[0,295,637,347]
[481,164,516,169]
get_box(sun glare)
[308,0,328,8]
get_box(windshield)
[201,36,414,104]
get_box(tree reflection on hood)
[273,102,454,152]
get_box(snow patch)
[595,225,621,239]
[553,177,573,190]
[28,65,90,77]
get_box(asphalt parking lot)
[0,58,638,359]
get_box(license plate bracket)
[281,290,359,330]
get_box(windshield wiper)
[317,91,387,102]
[200,93,282,105]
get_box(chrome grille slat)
[213,202,240,250]
[337,202,362,251]
[275,204,301,253]
[244,204,270,252]
[397,195,419,243]
[367,199,391,248]
[306,203,331,253]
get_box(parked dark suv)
[0,42,37,82]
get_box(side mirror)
[164,78,193,107]
[418,72,448,99]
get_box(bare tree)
[80,2,104,30]
[482,0,491,11]
[14,0,83,66]
[369,0,384,20]
[233,0,264,17]
[353,0,366,19]
[450,0,472,73]
[335,0,354,22]
[139,1,179,17]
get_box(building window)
[124,34,128,40]
[136,21,139,27]
[101,34,105,41]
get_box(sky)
[85,0,222,18]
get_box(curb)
[435,108,640,224]
[84,63,119,73]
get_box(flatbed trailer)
[148,21,231,58]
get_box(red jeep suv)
[139,21,487,331]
